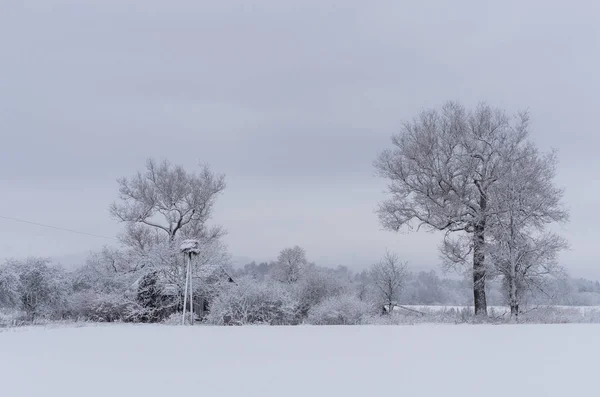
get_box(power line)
[0,215,115,240]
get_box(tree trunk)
[385,299,393,315]
[472,221,487,316]
[510,302,519,317]
[508,278,519,319]
[509,270,519,318]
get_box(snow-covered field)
[401,305,600,315]
[1,324,598,397]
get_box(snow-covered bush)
[518,306,600,324]
[160,312,189,325]
[68,291,132,322]
[205,278,299,325]
[0,309,25,328]
[2,258,71,322]
[294,267,349,317]
[307,294,374,325]
[160,312,201,325]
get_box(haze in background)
[1,1,598,277]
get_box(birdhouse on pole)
[180,239,200,325]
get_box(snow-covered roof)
[180,239,201,254]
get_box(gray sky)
[1,1,599,277]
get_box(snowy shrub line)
[306,295,376,325]
[2,154,597,327]
[68,292,136,323]
[5,305,600,328]
[515,306,600,324]
[0,309,94,330]
[3,250,600,327]
[361,306,600,325]
[204,278,301,325]
[0,310,24,328]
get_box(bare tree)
[375,102,529,315]
[273,246,308,284]
[370,252,408,312]
[109,158,227,321]
[110,158,226,242]
[488,145,568,317]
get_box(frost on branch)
[376,102,535,316]
[110,158,225,241]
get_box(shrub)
[205,278,299,325]
[68,292,133,322]
[306,294,374,325]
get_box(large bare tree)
[375,102,529,315]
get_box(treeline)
[1,249,599,326]
[0,101,586,325]
[235,258,600,307]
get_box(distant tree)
[370,252,408,312]
[0,262,20,309]
[403,271,447,305]
[354,270,372,303]
[294,266,348,317]
[237,261,276,281]
[7,258,69,321]
[376,102,530,315]
[273,246,308,284]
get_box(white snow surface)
[400,305,600,315]
[1,324,598,396]
[180,239,201,253]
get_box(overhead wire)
[0,215,233,280]
[0,215,115,240]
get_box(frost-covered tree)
[82,247,140,287]
[402,270,448,305]
[236,261,277,281]
[294,265,349,317]
[66,249,140,322]
[134,270,168,322]
[376,102,530,315]
[108,158,228,321]
[354,270,372,303]
[121,236,230,322]
[370,252,408,311]
[488,145,568,317]
[273,246,308,284]
[0,262,20,309]
[205,277,299,325]
[6,258,69,321]
[110,158,226,242]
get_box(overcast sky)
[1,1,598,277]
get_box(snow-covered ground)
[400,305,600,315]
[1,324,598,397]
